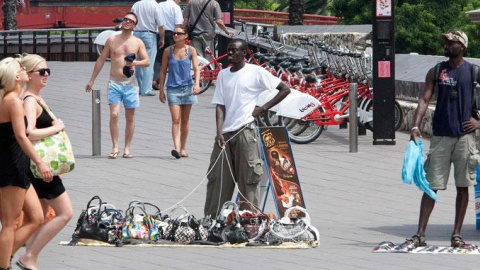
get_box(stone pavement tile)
[7,62,480,269]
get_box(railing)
[0,27,112,61]
[235,9,339,25]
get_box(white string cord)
[162,125,248,213]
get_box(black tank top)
[433,61,473,136]
[23,95,54,129]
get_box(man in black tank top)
[405,30,480,248]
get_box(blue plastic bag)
[401,139,438,201]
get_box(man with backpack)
[407,29,480,248]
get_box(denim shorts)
[166,85,198,106]
[108,77,139,108]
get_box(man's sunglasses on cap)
[30,68,51,76]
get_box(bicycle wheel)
[197,65,213,94]
[262,110,280,126]
[279,108,324,144]
[363,100,403,131]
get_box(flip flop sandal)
[122,153,133,158]
[171,150,181,159]
[16,260,34,270]
[108,151,119,159]
[451,234,466,247]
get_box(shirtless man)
[86,11,149,159]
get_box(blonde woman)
[17,54,73,270]
[0,57,52,270]
[159,26,200,158]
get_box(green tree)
[328,0,480,57]
[2,0,18,30]
[289,0,305,25]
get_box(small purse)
[71,196,123,245]
[30,100,75,179]
[121,200,163,242]
[208,201,249,244]
[164,205,208,243]
[238,201,270,241]
[266,206,320,247]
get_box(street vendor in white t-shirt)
[204,39,290,218]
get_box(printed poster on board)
[376,0,392,17]
[259,126,306,217]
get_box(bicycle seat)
[269,61,280,68]
[289,57,304,64]
[301,68,314,74]
[287,66,302,72]
[253,52,265,59]
[274,56,289,63]
[279,61,292,68]
[260,56,276,62]
[305,75,317,83]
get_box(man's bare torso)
[107,33,141,79]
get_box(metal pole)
[92,90,101,156]
[349,83,358,153]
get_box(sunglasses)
[123,17,136,25]
[17,65,27,74]
[173,32,186,36]
[30,68,51,76]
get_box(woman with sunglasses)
[16,54,73,270]
[0,57,52,270]
[159,26,200,158]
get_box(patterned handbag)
[163,205,208,243]
[121,200,163,242]
[30,101,75,179]
[237,201,270,241]
[266,206,320,247]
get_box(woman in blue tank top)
[159,26,200,159]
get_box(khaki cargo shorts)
[424,133,480,190]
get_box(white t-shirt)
[132,0,164,32]
[212,63,281,133]
[158,0,184,31]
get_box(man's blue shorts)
[108,77,139,108]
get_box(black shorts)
[29,171,66,200]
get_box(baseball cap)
[442,29,468,48]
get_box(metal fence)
[0,27,112,61]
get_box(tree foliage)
[327,0,480,57]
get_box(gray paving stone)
[5,62,477,269]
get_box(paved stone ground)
[9,62,480,269]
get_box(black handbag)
[207,201,248,244]
[70,196,123,245]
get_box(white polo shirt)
[159,0,184,32]
[212,64,281,133]
[131,0,164,32]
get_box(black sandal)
[451,234,466,247]
[405,234,427,247]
